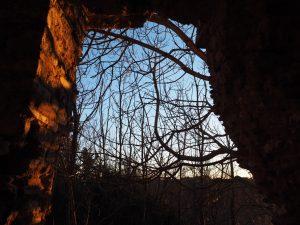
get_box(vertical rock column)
[0,0,85,224]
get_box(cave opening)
[46,19,274,225]
[1,1,299,225]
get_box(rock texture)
[0,0,84,223]
[206,1,300,224]
[0,0,299,224]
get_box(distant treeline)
[47,172,273,225]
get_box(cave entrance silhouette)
[0,1,299,224]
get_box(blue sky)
[76,21,251,178]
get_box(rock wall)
[0,0,299,224]
[206,1,300,224]
[0,0,84,223]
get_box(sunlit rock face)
[206,1,300,224]
[0,0,84,223]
